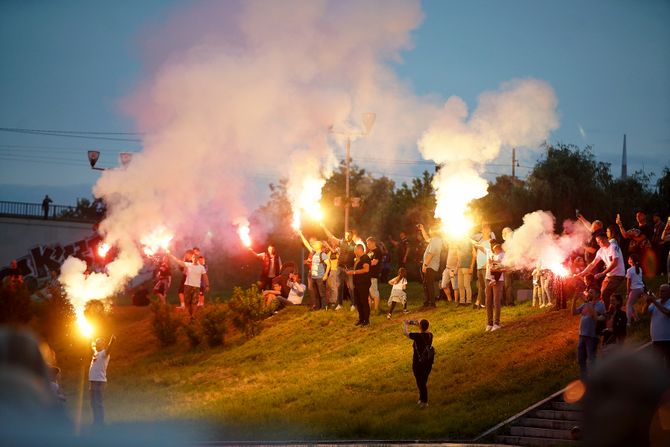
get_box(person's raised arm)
[417,224,430,243]
[616,214,630,239]
[571,293,579,315]
[403,320,410,337]
[577,213,592,231]
[106,334,116,354]
[388,275,399,286]
[168,253,186,268]
[319,223,338,243]
[298,230,315,253]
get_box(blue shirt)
[577,300,606,338]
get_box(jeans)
[413,361,433,403]
[337,266,354,305]
[183,285,200,317]
[422,268,437,306]
[626,288,644,324]
[485,280,503,326]
[90,381,105,426]
[577,335,599,381]
[457,268,472,303]
[309,277,327,309]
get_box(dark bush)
[199,303,229,347]
[228,285,273,339]
[34,286,75,340]
[0,282,33,325]
[150,301,181,346]
[182,322,202,348]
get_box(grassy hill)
[54,281,655,442]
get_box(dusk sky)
[1,0,668,206]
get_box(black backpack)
[415,333,435,364]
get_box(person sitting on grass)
[264,273,306,309]
[403,319,434,408]
[387,267,408,319]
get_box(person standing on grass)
[347,244,371,326]
[403,319,433,408]
[576,233,625,309]
[457,238,475,306]
[169,252,209,319]
[472,223,495,309]
[248,245,282,290]
[485,241,505,332]
[298,230,330,310]
[366,237,383,315]
[646,283,670,370]
[321,224,356,311]
[572,288,605,381]
[418,224,442,308]
[89,335,115,427]
[625,254,645,326]
[387,267,409,318]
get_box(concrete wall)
[0,217,99,285]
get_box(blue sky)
[1,0,668,205]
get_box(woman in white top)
[625,253,645,326]
[387,267,408,318]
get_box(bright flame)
[235,218,252,248]
[548,262,569,277]
[433,164,487,240]
[288,175,325,231]
[140,227,174,256]
[97,243,111,258]
[76,313,94,338]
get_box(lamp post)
[332,112,375,234]
[86,151,133,171]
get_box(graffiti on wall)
[0,233,101,287]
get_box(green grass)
[55,279,660,441]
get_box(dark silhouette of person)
[42,195,52,220]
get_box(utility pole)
[512,148,516,179]
[344,136,351,234]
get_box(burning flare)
[97,242,111,258]
[288,173,326,231]
[235,218,252,248]
[77,313,94,338]
[433,164,487,240]
[140,227,174,256]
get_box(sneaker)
[350,305,356,312]
[355,321,362,326]
[387,313,392,319]
[539,303,546,308]
[491,324,501,331]
[360,322,369,327]
[403,309,409,314]
[335,304,342,311]
[485,325,493,332]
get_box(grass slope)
[55,282,654,441]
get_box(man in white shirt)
[89,335,115,426]
[577,233,625,308]
[170,252,209,318]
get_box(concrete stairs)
[494,398,582,446]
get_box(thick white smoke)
[61,0,436,304]
[502,211,590,271]
[418,79,559,237]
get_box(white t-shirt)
[184,262,206,287]
[486,251,505,282]
[626,266,644,290]
[89,349,110,382]
[287,281,306,305]
[392,277,407,291]
[423,236,442,271]
[595,243,625,277]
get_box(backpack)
[415,333,435,365]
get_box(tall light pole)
[333,112,375,234]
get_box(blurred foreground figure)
[0,327,71,445]
[582,350,670,447]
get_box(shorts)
[369,278,379,298]
[178,277,186,294]
[441,268,457,289]
[153,277,171,294]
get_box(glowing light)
[433,164,488,241]
[97,243,111,258]
[140,227,174,256]
[236,219,252,248]
[563,379,586,404]
[76,313,94,338]
[291,211,301,231]
[548,262,569,277]
[289,175,325,231]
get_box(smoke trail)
[502,210,590,271]
[418,78,559,238]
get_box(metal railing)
[0,200,93,221]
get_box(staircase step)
[518,417,577,430]
[510,426,574,440]
[550,401,582,411]
[497,434,580,446]
[534,409,582,421]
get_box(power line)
[0,127,142,142]
[0,127,142,135]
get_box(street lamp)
[86,151,133,171]
[330,112,376,234]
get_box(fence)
[0,200,93,221]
